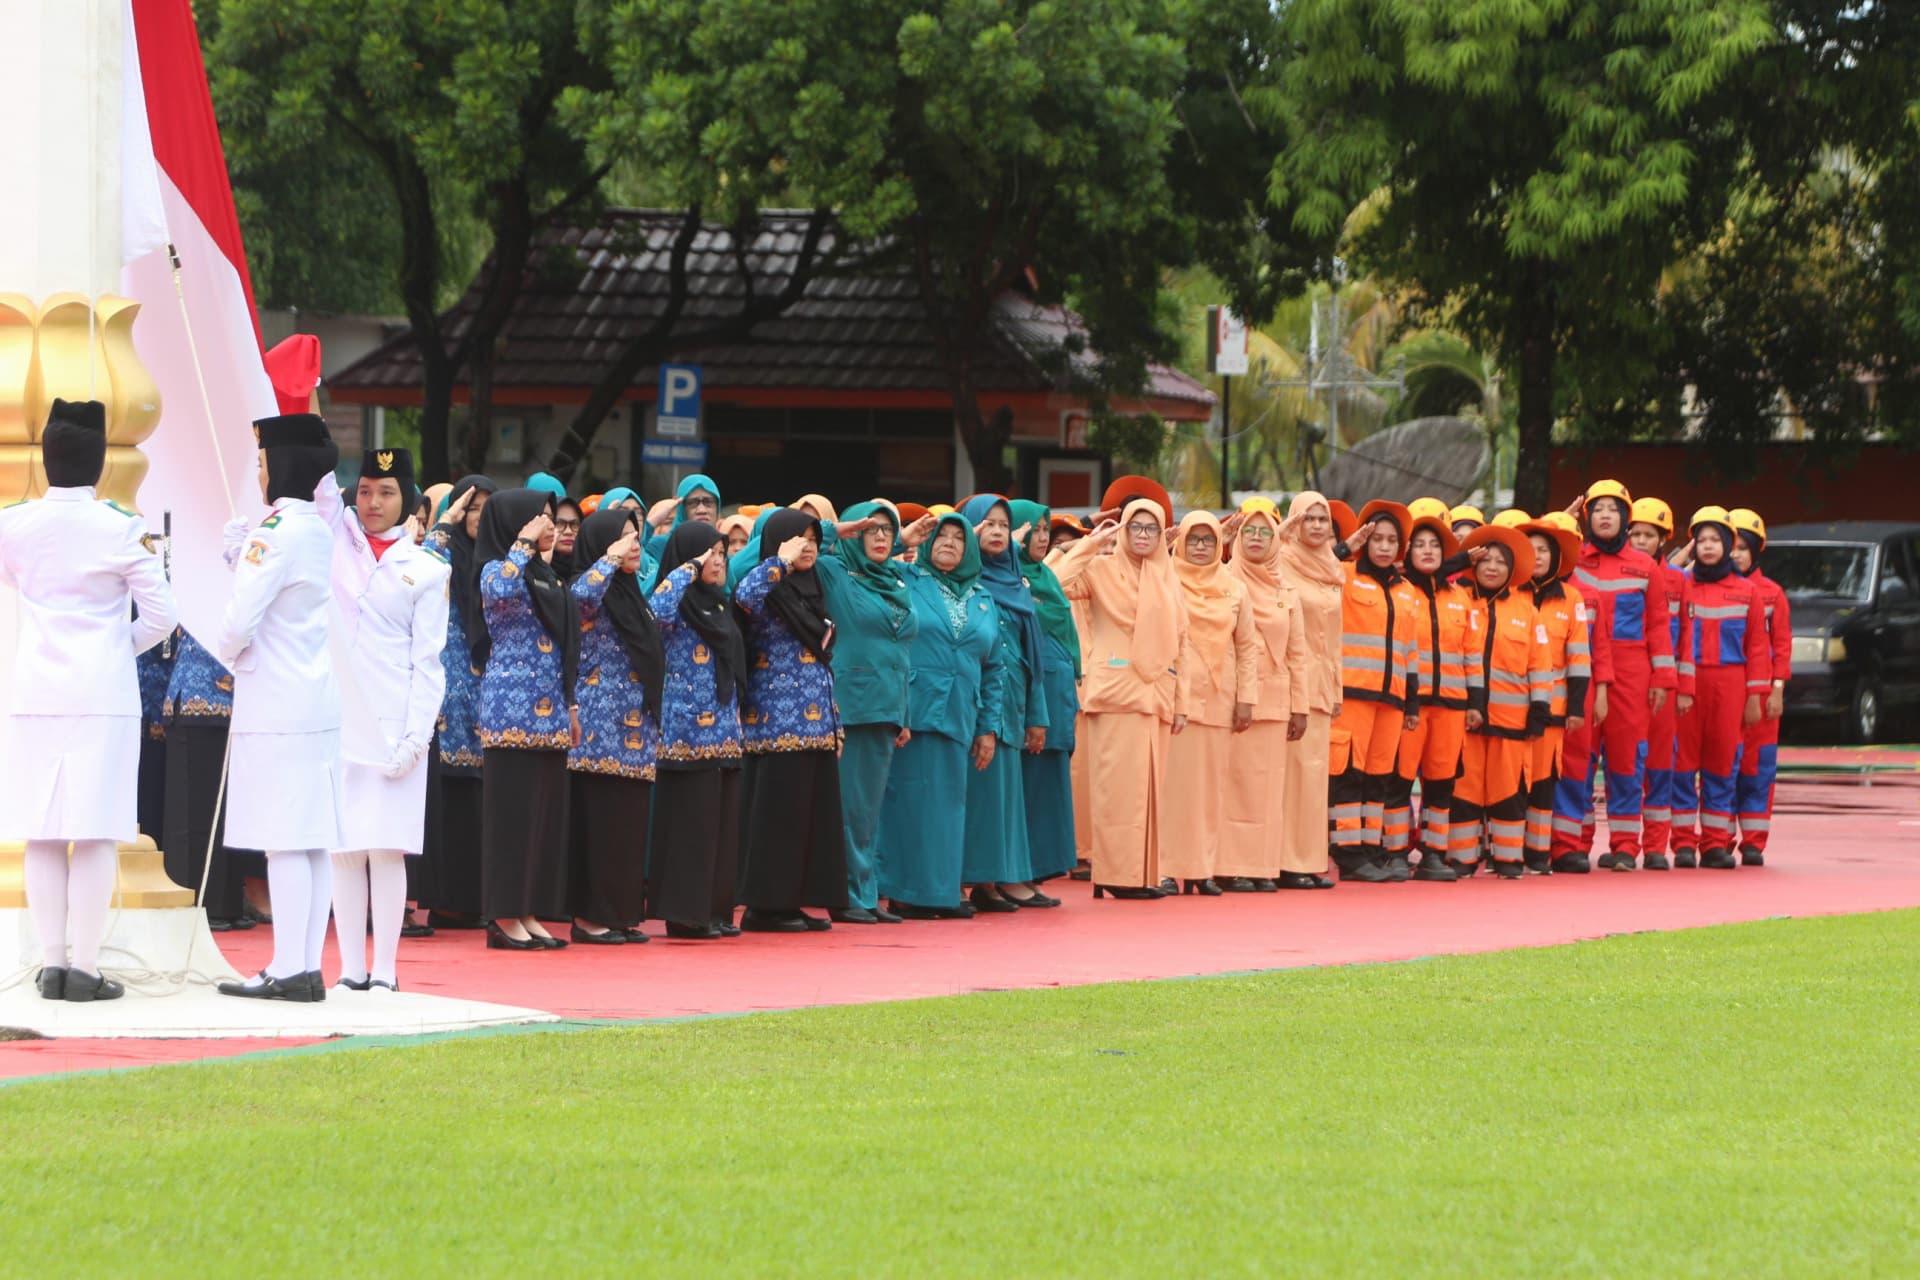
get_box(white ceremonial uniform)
[0,488,175,841]
[321,498,450,855]
[216,497,342,850]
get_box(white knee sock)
[65,840,118,976]
[368,851,408,986]
[303,847,333,973]
[331,851,370,983]
[265,850,312,979]
[22,840,70,969]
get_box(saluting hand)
[834,516,880,540]
[444,487,476,522]
[647,497,679,532]
[607,526,642,567]
[776,534,812,564]
[900,513,939,548]
[517,513,551,545]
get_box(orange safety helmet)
[1629,496,1674,536]
[1100,474,1174,526]
[1461,522,1536,585]
[1520,518,1580,582]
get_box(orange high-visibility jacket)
[1341,563,1421,711]
[1523,578,1592,725]
[1405,574,1481,711]
[1466,586,1552,738]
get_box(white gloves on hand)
[382,736,429,780]
[222,516,252,567]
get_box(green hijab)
[921,512,983,600]
[831,500,913,615]
[1008,499,1081,677]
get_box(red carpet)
[6,748,1916,1082]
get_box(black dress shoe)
[968,886,1020,913]
[741,910,810,933]
[485,922,542,951]
[570,924,625,944]
[1158,877,1179,894]
[1277,872,1335,890]
[428,911,486,930]
[208,917,235,932]
[1092,884,1166,900]
[889,901,950,921]
[871,906,904,923]
[800,912,832,931]
[401,919,436,939]
[1550,853,1591,874]
[337,975,374,992]
[216,970,318,1002]
[533,933,568,949]
[1217,876,1256,892]
[619,927,652,943]
[1250,878,1279,892]
[831,907,880,924]
[37,966,67,1000]
[716,922,742,937]
[368,979,399,993]
[1068,866,1092,881]
[1026,890,1061,908]
[666,921,723,940]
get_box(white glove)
[381,736,429,780]
[222,516,252,567]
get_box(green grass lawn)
[6,912,1918,1277]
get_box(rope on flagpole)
[165,242,239,519]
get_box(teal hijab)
[527,471,568,500]
[921,512,983,599]
[670,473,720,531]
[831,501,912,614]
[1008,498,1081,678]
[600,485,641,509]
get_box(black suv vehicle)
[1768,521,1920,741]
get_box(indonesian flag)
[121,0,276,641]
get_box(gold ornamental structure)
[0,291,194,909]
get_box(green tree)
[1255,0,1774,509]
[204,0,607,480]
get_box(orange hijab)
[1173,511,1236,690]
[1276,490,1346,589]
[1085,498,1183,684]
[1227,505,1293,665]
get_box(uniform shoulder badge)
[140,532,159,555]
[423,543,450,565]
[260,514,283,530]
[244,539,269,565]
[104,500,137,518]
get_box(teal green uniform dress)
[1008,500,1081,880]
[816,502,919,911]
[957,496,1048,887]
[876,515,1005,908]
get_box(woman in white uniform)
[215,412,343,1003]
[317,448,449,991]
[0,399,175,1002]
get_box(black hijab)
[756,506,834,661]
[440,475,496,641]
[658,521,749,706]
[552,498,583,580]
[265,444,340,504]
[1584,497,1630,557]
[471,488,579,695]
[576,509,665,721]
[1693,522,1737,584]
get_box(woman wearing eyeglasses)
[1050,497,1190,899]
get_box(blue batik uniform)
[650,559,762,767]
[736,557,843,754]
[424,523,485,771]
[478,545,572,750]
[570,553,659,780]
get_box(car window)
[1881,540,1919,605]
[1769,543,1874,601]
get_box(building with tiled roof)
[328,209,1213,506]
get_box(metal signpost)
[1206,306,1249,507]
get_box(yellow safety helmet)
[1727,507,1766,551]
[1688,504,1734,536]
[1407,497,1451,524]
[1586,478,1633,508]
[928,503,957,518]
[1539,511,1579,535]
[1629,496,1674,536]
[1491,507,1532,529]
[1448,504,1486,529]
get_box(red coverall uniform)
[1735,568,1790,856]
[1641,558,1691,856]
[1554,542,1674,860]
[1675,569,1770,854]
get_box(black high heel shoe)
[1182,879,1223,896]
[486,922,542,951]
[1092,884,1166,900]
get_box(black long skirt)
[738,748,849,912]
[430,772,486,916]
[569,772,651,927]
[481,747,570,921]
[648,767,740,927]
[161,722,258,920]
[137,730,168,844]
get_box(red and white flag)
[121,0,277,640]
